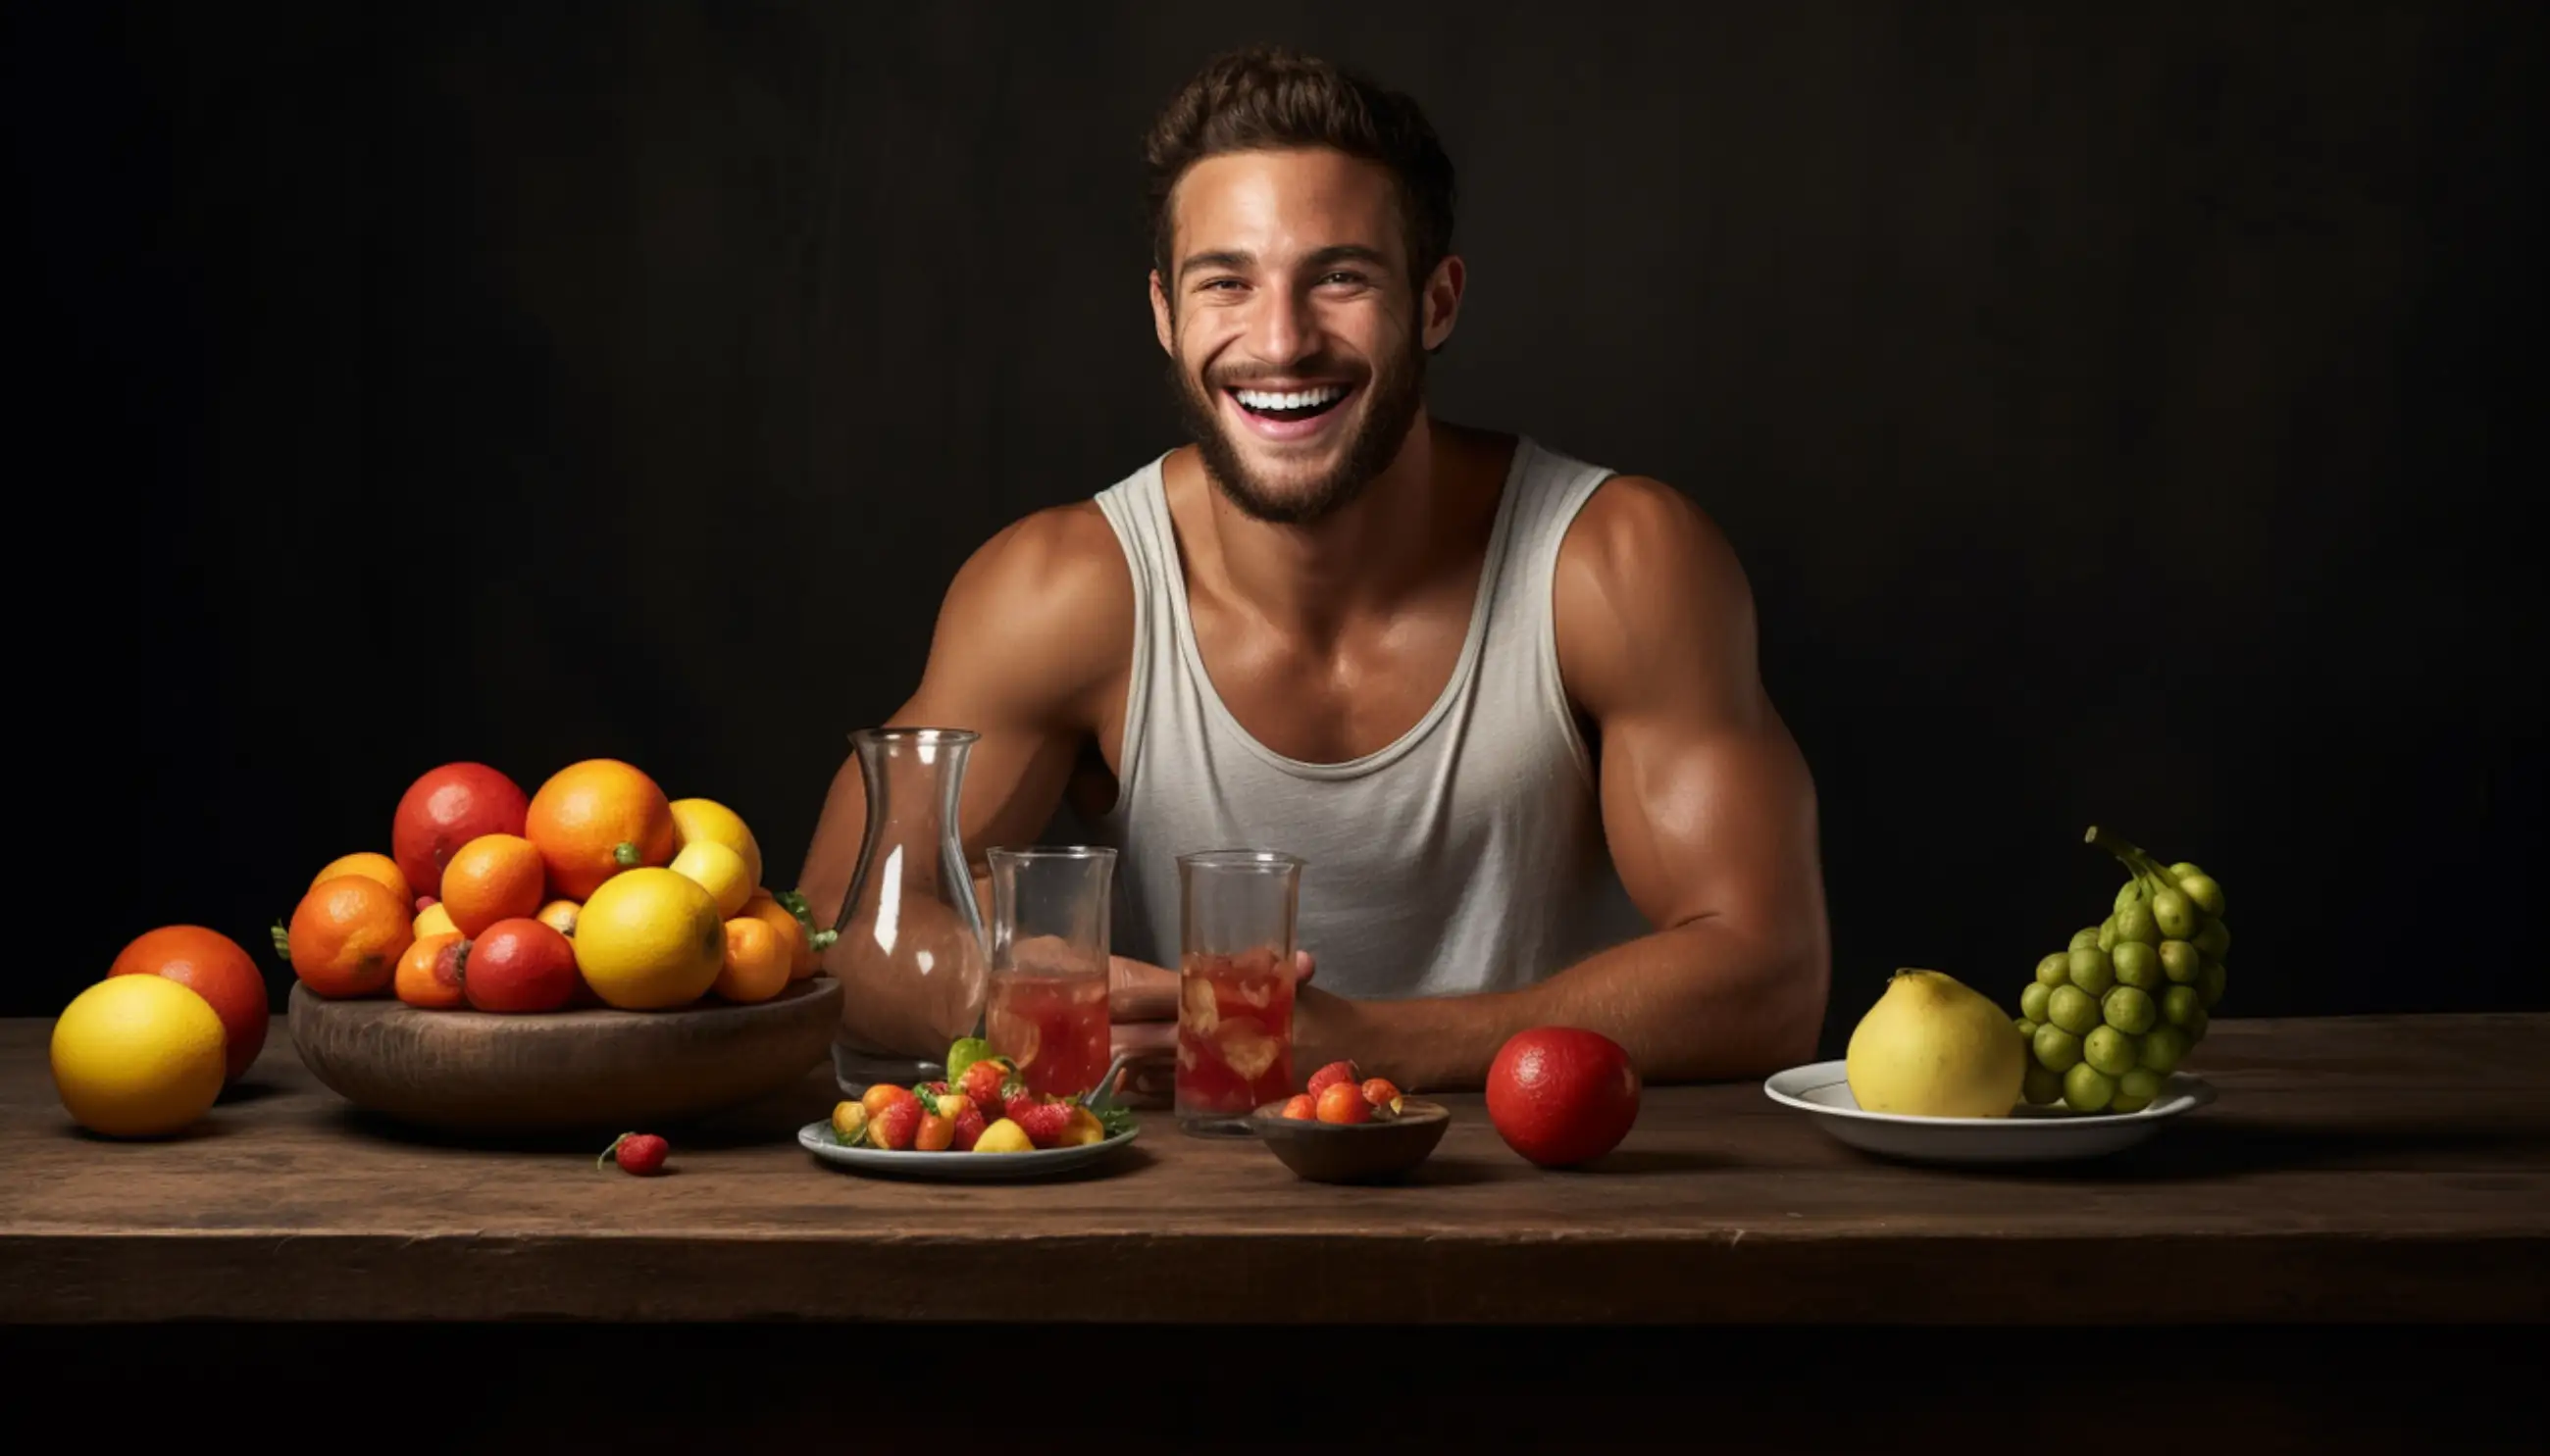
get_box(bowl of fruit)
[1249,1060,1451,1183]
[281,758,844,1135]
[799,1039,1141,1180]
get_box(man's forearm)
[1301,920,1829,1090]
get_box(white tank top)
[1079,436,1652,999]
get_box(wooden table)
[4,1013,2543,1449]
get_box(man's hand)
[1104,950,1315,1105]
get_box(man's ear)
[1420,254,1466,354]
[1149,270,1175,356]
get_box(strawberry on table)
[869,1097,923,1151]
[1305,1060,1361,1099]
[959,1058,1011,1119]
[1011,1099,1074,1149]
[599,1131,668,1176]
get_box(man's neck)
[1182,416,1496,641]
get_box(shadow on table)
[1912,1117,2550,1182]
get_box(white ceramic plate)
[797,1120,1141,1180]
[1762,1059,2217,1165]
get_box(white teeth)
[1234,385,1347,412]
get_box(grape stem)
[2084,826,2177,895]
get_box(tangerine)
[107,925,271,1080]
[394,931,470,1009]
[714,916,790,1004]
[309,852,412,906]
[439,832,547,936]
[525,759,676,900]
[740,889,819,980]
[287,875,415,998]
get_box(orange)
[287,876,414,998]
[525,759,677,900]
[310,852,412,906]
[394,931,470,1009]
[740,889,819,980]
[439,832,546,935]
[535,899,582,939]
[714,917,790,1004]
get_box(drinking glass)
[1175,849,1303,1136]
[984,846,1117,1099]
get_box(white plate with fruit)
[1769,828,2229,1166]
[798,1041,1141,1180]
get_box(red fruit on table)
[1359,1077,1404,1116]
[958,1058,1010,1119]
[1304,1059,1361,1099]
[916,1111,955,1152]
[951,1103,988,1151]
[869,1098,922,1151]
[1011,1099,1074,1149]
[1486,1027,1642,1168]
[1314,1081,1372,1125]
[600,1132,668,1176]
[107,925,270,1080]
[460,918,579,1013]
[392,762,532,901]
[1280,1093,1317,1120]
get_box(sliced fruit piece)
[973,1118,1034,1153]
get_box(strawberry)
[1360,1077,1404,1118]
[1002,1081,1041,1126]
[598,1131,668,1176]
[959,1058,1011,1119]
[916,1110,955,1152]
[1305,1060,1361,1099]
[1280,1093,1317,1120]
[952,1103,988,1151]
[869,1097,922,1151]
[1314,1081,1371,1125]
[1011,1099,1075,1149]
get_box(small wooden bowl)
[289,977,842,1135]
[1248,1097,1453,1183]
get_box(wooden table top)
[3,1012,2544,1324]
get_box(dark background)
[10,2,2542,1039]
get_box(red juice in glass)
[986,971,1112,1098]
[1175,949,1297,1118]
[1174,850,1304,1136]
[985,846,1117,1098]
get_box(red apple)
[460,918,579,1013]
[392,762,530,900]
[1486,1027,1642,1168]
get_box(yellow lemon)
[669,839,754,919]
[573,867,725,1009]
[413,901,460,939]
[973,1118,1035,1153]
[51,976,228,1137]
[668,797,763,890]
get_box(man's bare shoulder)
[1553,475,1761,715]
[917,501,1135,722]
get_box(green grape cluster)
[2012,826,2229,1114]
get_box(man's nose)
[1244,284,1316,367]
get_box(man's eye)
[1198,278,1243,291]
[1320,272,1368,287]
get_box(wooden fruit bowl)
[288,976,842,1135]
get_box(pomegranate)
[392,762,531,900]
[1485,1026,1642,1168]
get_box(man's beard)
[1165,328,1426,527]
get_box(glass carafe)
[830,727,989,1094]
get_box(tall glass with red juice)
[984,846,1116,1099]
[1175,849,1303,1136]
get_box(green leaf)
[1094,1105,1137,1139]
[775,888,817,929]
[270,921,291,964]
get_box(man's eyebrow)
[1177,249,1253,280]
[1303,244,1390,271]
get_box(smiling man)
[799,44,1830,1095]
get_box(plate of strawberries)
[797,1041,1140,1180]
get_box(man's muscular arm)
[1294,477,1831,1086]
[797,505,1131,960]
